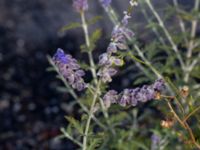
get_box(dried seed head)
[155,91,161,100]
[180,85,189,97]
[160,119,174,128]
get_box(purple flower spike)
[73,0,88,12]
[53,48,86,91]
[99,0,112,8]
[102,79,165,107]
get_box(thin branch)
[184,0,200,82]
[166,100,200,149]
[145,0,185,70]
[82,81,101,150]
[61,128,83,147]
[183,105,200,122]
[173,0,188,45]
[80,11,98,85]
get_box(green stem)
[99,97,116,135]
[183,105,200,122]
[166,100,200,149]
[80,11,98,85]
[82,81,101,150]
[61,128,83,147]
[145,0,185,70]
[87,85,116,135]
[173,0,188,45]
[184,0,200,83]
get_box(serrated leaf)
[65,116,83,134]
[60,22,81,32]
[87,16,102,25]
[110,112,127,124]
[80,44,88,53]
[88,136,102,150]
[133,76,150,85]
[89,29,102,51]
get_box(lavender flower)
[97,67,117,83]
[99,0,112,8]
[103,90,119,108]
[73,0,88,12]
[103,79,165,107]
[97,53,123,83]
[121,11,131,26]
[53,48,86,91]
[97,3,134,83]
[119,89,131,106]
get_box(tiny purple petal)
[122,13,131,26]
[153,79,165,91]
[107,42,117,53]
[103,90,118,108]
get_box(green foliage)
[87,16,102,25]
[60,22,81,32]
[89,29,102,51]
[49,0,200,149]
[65,116,84,134]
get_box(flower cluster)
[73,0,88,12]
[103,79,165,108]
[97,53,123,83]
[97,10,134,83]
[53,48,86,91]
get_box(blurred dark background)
[0,0,193,149]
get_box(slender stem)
[141,4,166,45]
[166,101,186,128]
[99,97,116,135]
[61,128,83,147]
[184,121,200,149]
[183,105,200,122]
[184,0,200,82]
[80,11,98,85]
[87,85,116,135]
[105,6,119,25]
[80,10,115,137]
[133,44,162,79]
[187,0,199,58]
[145,0,185,70]
[173,0,188,45]
[166,100,200,149]
[82,81,101,150]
